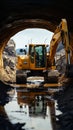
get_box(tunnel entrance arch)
[0,18,56,83]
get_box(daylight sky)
[11,28,53,49]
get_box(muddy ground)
[0,76,73,130]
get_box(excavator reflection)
[16,87,57,130]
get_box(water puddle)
[0,81,60,130]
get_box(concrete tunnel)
[0,0,73,82]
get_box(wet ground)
[5,89,56,130]
[0,78,61,130]
[2,76,73,130]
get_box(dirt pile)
[2,39,16,83]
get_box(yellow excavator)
[16,19,73,84]
[16,44,53,83]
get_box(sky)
[11,28,53,49]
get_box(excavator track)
[16,70,27,84]
[44,70,60,83]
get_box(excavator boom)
[49,19,73,77]
[49,19,71,66]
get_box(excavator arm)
[49,19,73,77]
[49,19,71,67]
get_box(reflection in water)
[0,83,57,130]
[0,81,25,130]
[5,87,57,130]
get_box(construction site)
[0,0,73,130]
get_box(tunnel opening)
[2,27,54,85]
[0,18,68,87]
[2,26,66,86]
[0,19,57,85]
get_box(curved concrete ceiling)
[0,0,73,46]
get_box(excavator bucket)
[65,64,73,78]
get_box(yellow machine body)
[16,44,49,71]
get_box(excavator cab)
[29,44,47,70]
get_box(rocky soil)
[2,39,16,84]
